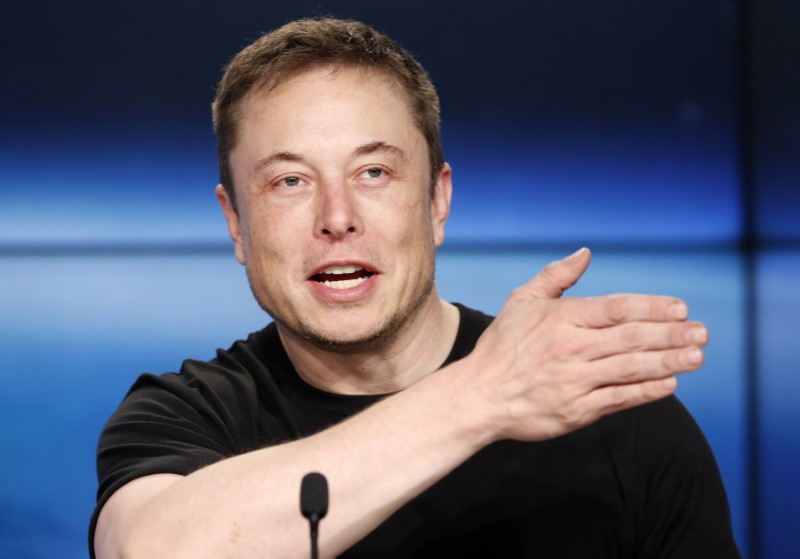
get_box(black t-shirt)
[92,304,741,557]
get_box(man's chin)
[290,320,402,355]
[264,267,435,356]
[277,294,430,355]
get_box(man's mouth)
[310,265,375,290]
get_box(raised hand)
[467,248,708,443]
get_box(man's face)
[218,66,451,353]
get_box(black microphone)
[300,472,328,559]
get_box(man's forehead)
[235,65,419,149]
[229,64,427,186]
[244,64,409,111]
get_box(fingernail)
[660,377,677,390]
[670,302,688,320]
[565,247,588,262]
[689,326,708,345]
[685,348,703,366]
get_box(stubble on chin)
[282,274,433,355]
[248,267,436,356]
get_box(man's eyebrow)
[353,141,409,161]
[253,151,304,173]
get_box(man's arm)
[94,248,709,558]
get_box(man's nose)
[315,180,363,240]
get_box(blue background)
[1,1,797,557]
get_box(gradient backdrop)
[1,1,798,557]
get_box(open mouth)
[311,265,375,290]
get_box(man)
[91,17,740,558]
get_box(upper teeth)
[321,265,360,275]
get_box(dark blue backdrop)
[1,1,798,557]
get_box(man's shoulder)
[124,323,282,406]
[100,322,290,467]
[591,393,721,484]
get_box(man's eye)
[365,168,383,178]
[281,176,301,187]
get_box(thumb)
[523,247,591,299]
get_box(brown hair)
[212,17,444,209]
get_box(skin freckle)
[229,522,241,544]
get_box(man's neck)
[277,294,460,395]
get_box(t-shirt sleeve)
[633,396,742,558]
[89,357,260,557]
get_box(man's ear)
[431,163,453,247]
[215,184,246,265]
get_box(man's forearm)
[95,359,489,559]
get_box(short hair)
[212,17,444,209]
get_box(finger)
[585,345,704,389]
[585,376,678,418]
[576,321,709,361]
[568,293,689,328]
[519,247,592,300]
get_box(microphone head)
[300,472,329,521]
